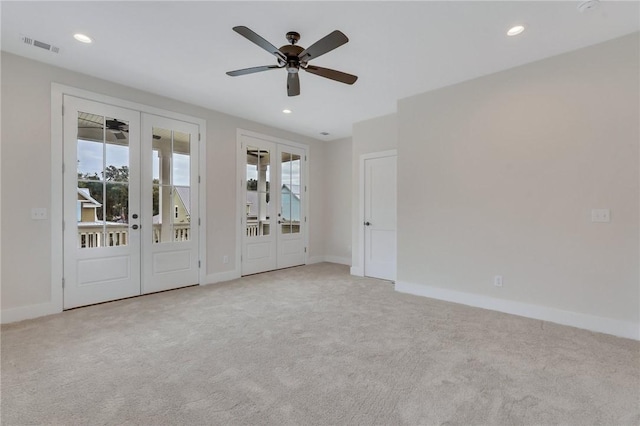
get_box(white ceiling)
[2,1,638,140]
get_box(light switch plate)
[591,209,610,223]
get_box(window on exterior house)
[175,205,179,219]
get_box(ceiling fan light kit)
[227,26,358,96]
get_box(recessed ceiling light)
[73,33,92,44]
[507,25,525,37]
[320,132,330,136]
[282,109,292,114]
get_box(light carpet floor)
[1,262,638,425]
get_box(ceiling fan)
[226,26,358,97]
[78,117,129,140]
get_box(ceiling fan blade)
[287,73,300,97]
[298,30,349,63]
[233,26,286,62]
[226,65,281,76]
[304,65,358,85]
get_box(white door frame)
[51,84,207,314]
[356,149,397,278]
[235,129,309,276]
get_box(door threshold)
[63,284,199,311]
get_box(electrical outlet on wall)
[591,209,610,223]
[31,208,47,220]
[494,275,503,287]
[223,255,229,264]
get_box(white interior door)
[63,96,141,309]
[240,134,306,275]
[141,115,200,294]
[364,154,397,281]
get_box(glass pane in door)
[290,153,301,234]
[280,151,302,234]
[173,130,191,242]
[76,112,130,248]
[246,146,271,237]
[151,128,192,243]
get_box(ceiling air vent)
[21,35,59,54]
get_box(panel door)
[141,114,200,293]
[277,145,306,269]
[241,136,277,275]
[364,155,397,281]
[63,96,141,309]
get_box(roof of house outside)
[78,187,101,207]
[281,184,301,200]
[175,186,190,216]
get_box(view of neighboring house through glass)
[76,112,130,248]
[246,146,271,237]
[151,127,191,243]
[76,116,192,249]
[280,151,301,234]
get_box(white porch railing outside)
[78,223,190,247]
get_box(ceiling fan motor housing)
[280,44,304,73]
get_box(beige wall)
[323,137,352,264]
[397,34,639,327]
[0,52,327,311]
[351,113,397,273]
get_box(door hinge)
[305,185,307,192]
[62,105,64,116]
[62,277,65,288]
[198,133,201,141]
[305,216,307,223]
[305,155,307,161]
[304,247,307,253]
[198,260,201,268]
[198,175,201,184]
[198,218,201,226]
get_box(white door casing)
[63,96,142,309]
[363,153,397,281]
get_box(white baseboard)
[307,256,325,265]
[350,266,364,277]
[203,269,240,286]
[323,256,351,266]
[1,301,62,324]
[395,281,640,341]
[308,256,351,266]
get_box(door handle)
[364,221,371,226]
[131,224,140,230]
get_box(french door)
[63,96,199,309]
[141,115,199,294]
[240,134,306,275]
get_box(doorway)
[238,131,307,276]
[63,96,201,309]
